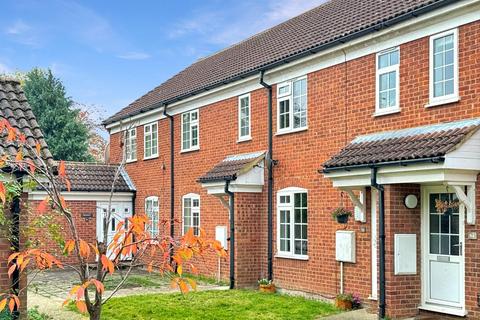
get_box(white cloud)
[0,62,11,74]
[116,52,151,60]
[4,19,40,47]
[166,0,327,46]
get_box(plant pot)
[335,298,353,310]
[335,214,349,224]
[259,284,276,293]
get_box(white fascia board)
[325,163,479,188]
[106,0,480,134]
[28,191,134,202]
[201,181,263,195]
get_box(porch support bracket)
[448,183,476,225]
[341,187,366,223]
[214,194,230,210]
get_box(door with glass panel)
[423,187,464,311]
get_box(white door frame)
[420,185,466,317]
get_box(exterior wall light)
[404,194,418,209]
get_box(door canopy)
[322,118,480,224]
[198,151,265,195]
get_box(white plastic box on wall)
[215,226,228,249]
[394,234,417,275]
[336,230,356,263]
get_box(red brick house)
[28,162,136,263]
[103,0,480,318]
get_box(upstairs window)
[376,47,400,115]
[183,194,200,236]
[125,128,137,162]
[238,93,251,141]
[145,196,159,237]
[277,187,308,259]
[181,110,199,152]
[277,77,307,134]
[429,29,458,105]
[144,122,158,159]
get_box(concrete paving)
[323,309,378,320]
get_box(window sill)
[180,147,200,154]
[373,108,400,117]
[275,127,308,136]
[275,254,309,261]
[143,155,158,161]
[367,296,378,301]
[237,136,252,143]
[425,96,460,108]
[126,159,137,164]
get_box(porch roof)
[323,118,480,171]
[198,151,265,183]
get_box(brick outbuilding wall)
[109,20,480,317]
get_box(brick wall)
[28,199,98,264]
[108,20,480,316]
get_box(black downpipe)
[224,180,235,289]
[163,106,175,263]
[259,71,273,281]
[371,167,386,319]
[11,172,23,320]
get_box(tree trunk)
[89,306,101,320]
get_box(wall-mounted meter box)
[215,226,228,249]
[336,230,356,263]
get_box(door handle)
[453,242,463,256]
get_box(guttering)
[259,71,274,282]
[162,105,175,262]
[102,0,458,126]
[370,168,386,320]
[224,180,235,289]
[321,157,445,174]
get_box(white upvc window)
[276,77,307,134]
[125,128,137,162]
[144,122,158,159]
[145,196,159,237]
[181,110,199,152]
[277,187,308,259]
[375,47,400,115]
[238,93,251,141]
[182,193,200,236]
[429,29,459,106]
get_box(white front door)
[422,186,465,315]
[96,202,133,259]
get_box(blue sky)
[0,0,325,119]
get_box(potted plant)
[258,278,276,293]
[331,207,352,224]
[335,293,353,310]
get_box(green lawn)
[98,290,339,320]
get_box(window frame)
[238,93,252,142]
[143,122,158,160]
[276,187,308,260]
[125,128,137,163]
[181,109,200,152]
[145,196,159,237]
[428,28,459,107]
[276,76,308,135]
[375,47,400,116]
[182,193,200,236]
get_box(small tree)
[0,120,226,320]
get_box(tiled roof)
[0,78,54,168]
[104,0,454,125]
[198,151,265,183]
[323,118,480,170]
[57,162,136,192]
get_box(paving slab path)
[321,309,377,320]
[27,269,228,319]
